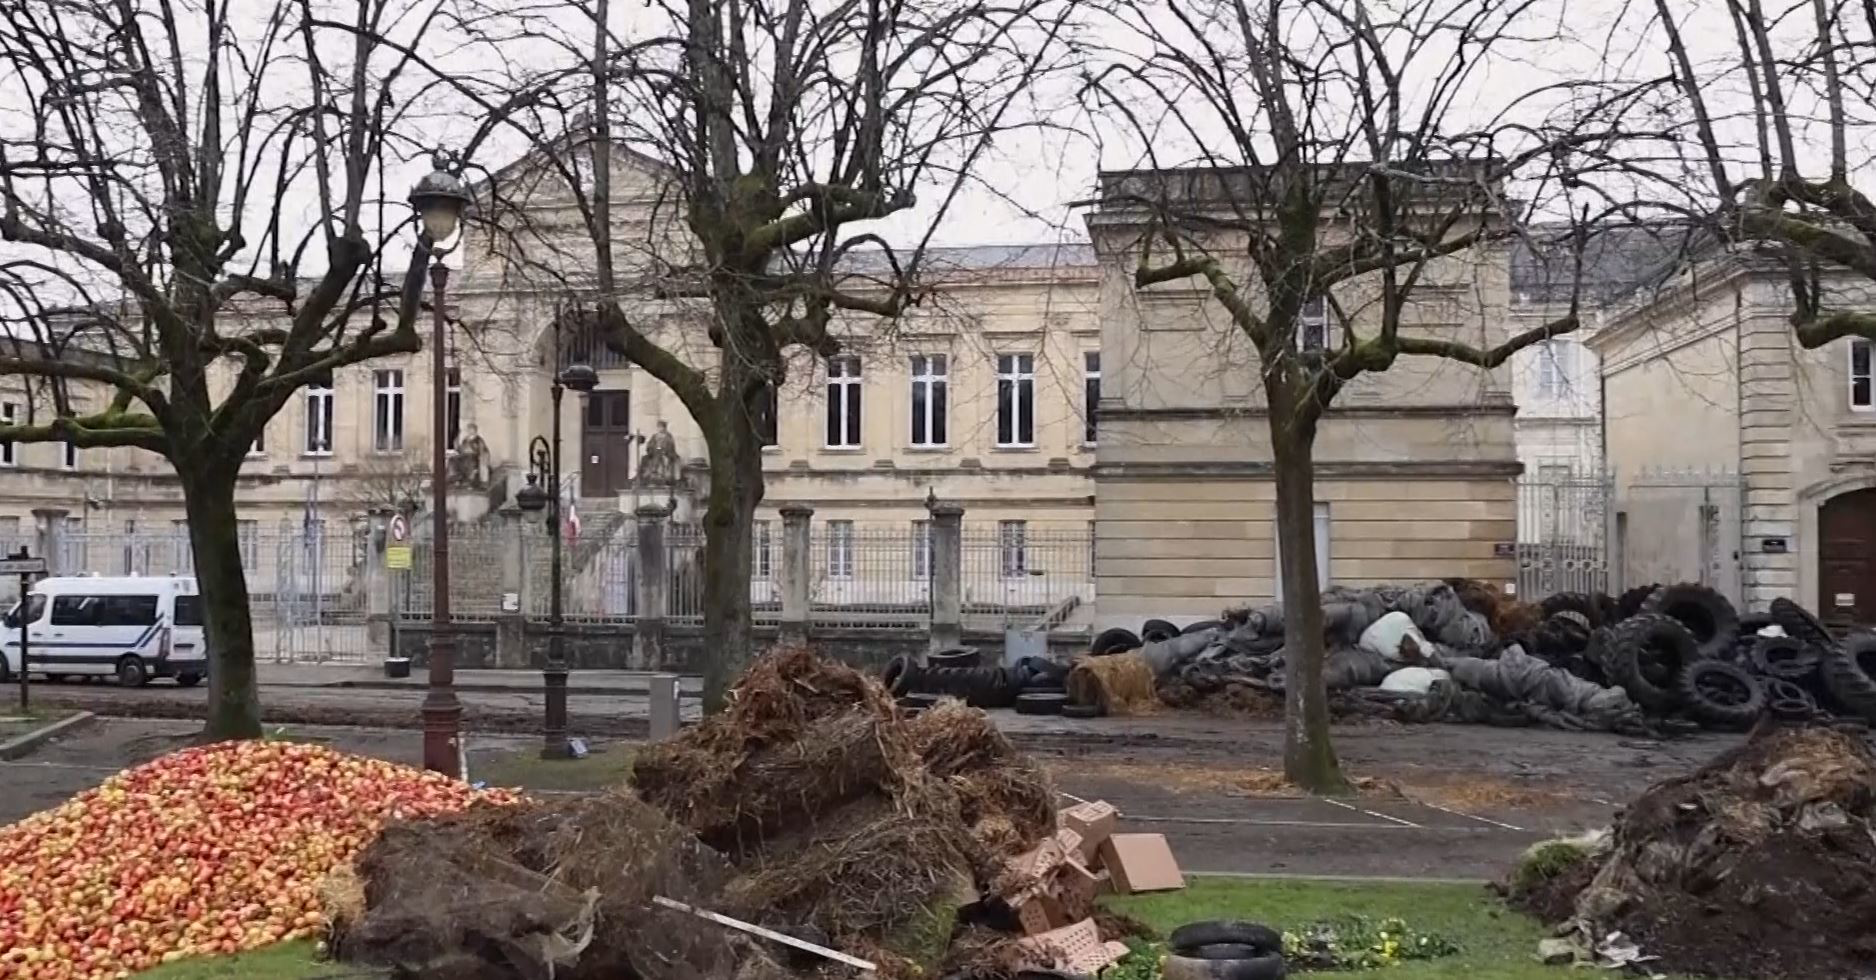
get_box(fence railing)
[1515,472,1611,598]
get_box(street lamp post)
[516,353,598,759]
[409,151,473,775]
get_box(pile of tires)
[1163,921,1287,980]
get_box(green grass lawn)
[132,941,346,979]
[1108,877,1692,980]
[470,744,637,792]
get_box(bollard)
[649,673,681,741]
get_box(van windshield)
[173,595,202,626]
[3,594,45,628]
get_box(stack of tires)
[1587,583,1876,730]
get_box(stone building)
[1591,251,1876,623]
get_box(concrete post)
[929,502,964,651]
[632,503,670,671]
[32,508,69,575]
[494,505,529,668]
[648,673,681,740]
[778,505,814,645]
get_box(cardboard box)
[1096,833,1184,894]
[1059,801,1118,861]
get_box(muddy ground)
[0,701,1742,880]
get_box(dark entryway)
[1819,487,1876,626]
[580,390,633,496]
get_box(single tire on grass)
[1169,922,1284,954]
[1161,952,1286,980]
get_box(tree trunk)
[1271,418,1349,794]
[181,467,264,740]
[699,408,764,711]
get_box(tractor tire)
[928,646,982,669]
[1615,584,1661,621]
[1738,612,1774,637]
[1820,632,1876,723]
[1764,678,1817,720]
[1540,592,1603,628]
[1015,692,1068,716]
[1750,636,1820,681]
[1603,613,1702,712]
[1676,660,1765,730]
[1182,619,1226,635]
[1091,627,1142,657]
[882,654,918,695]
[1142,619,1180,643]
[1640,583,1739,661]
[1770,598,1840,654]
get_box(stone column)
[493,505,530,668]
[929,502,964,651]
[778,505,814,645]
[364,510,392,649]
[632,503,671,671]
[32,508,69,575]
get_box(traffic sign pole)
[5,549,41,713]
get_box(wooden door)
[1819,488,1876,626]
[579,390,633,497]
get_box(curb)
[0,711,97,761]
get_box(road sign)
[0,557,46,575]
[385,514,413,569]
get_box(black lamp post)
[408,150,473,776]
[515,358,599,759]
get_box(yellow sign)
[386,545,412,570]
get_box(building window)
[249,427,266,457]
[1298,294,1328,352]
[304,382,334,455]
[912,520,932,580]
[825,356,862,448]
[1852,339,1872,411]
[373,369,405,452]
[753,520,773,579]
[239,520,259,571]
[756,383,779,448]
[996,353,1035,447]
[910,354,948,447]
[999,520,1028,577]
[827,520,854,579]
[1274,502,1333,594]
[0,400,15,466]
[445,367,463,450]
[62,441,77,470]
[170,520,193,574]
[1083,352,1101,445]
[1537,340,1571,399]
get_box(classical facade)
[1082,170,1523,625]
[1590,252,1876,623]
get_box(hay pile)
[1551,725,1876,979]
[1066,650,1159,716]
[632,647,1059,974]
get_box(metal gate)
[1516,471,1612,599]
[1619,467,1744,605]
[269,521,374,663]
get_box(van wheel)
[175,672,202,688]
[45,674,68,684]
[116,656,150,688]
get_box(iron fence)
[808,523,933,630]
[960,524,1096,631]
[1515,472,1612,599]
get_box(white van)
[1,576,208,687]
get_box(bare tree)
[414,0,1092,706]
[1639,0,1876,345]
[0,1,444,737]
[1082,0,1645,791]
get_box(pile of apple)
[0,740,518,979]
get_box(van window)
[3,594,44,628]
[173,595,202,626]
[51,594,159,627]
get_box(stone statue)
[638,420,680,486]
[450,423,489,489]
